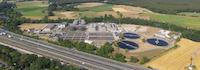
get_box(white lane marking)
[37,48,107,70]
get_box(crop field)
[149,13,200,30]
[79,4,113,12]
[178,12,200,17]
[77,3,200,30]
[107,0,200,14]
[146,38,200,70]
[15,1,200,30]
[16,1,48,19]
[50,11,79,19]
[78,3,200,30]
[60,3,151,19]
[19,23,47,31]
[76,2,104,8]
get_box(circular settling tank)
[118,41,139,50]
[147,38,168,46]
[123,33,140,39]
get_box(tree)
[96,42,114,58]
[48,3,57,11]
[116,11,123,25]
[0,44,81,70]
[19,54,37,69]
[9,51,21,64]
[75,42,96,53]
[140,57,150,64]
[130,56,139,63]
[0,20,3,27]
[112,53,126,62]
[48,11,54,16]
[41,16,49,23]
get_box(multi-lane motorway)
[0,29,149,70]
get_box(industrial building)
[42,24,56,32]
[87,23,121,33]
[57,32,86,41]
[21,19,181,49]
[68,18,87,31]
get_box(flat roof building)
[57,32,87,42]
[69,19,87,31]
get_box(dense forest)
[49,0,200,14]
[0,45,81,70]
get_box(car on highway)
[0,32,6,36]
[7,35,12,38]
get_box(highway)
[0,29,149,70]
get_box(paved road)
[0,29,150,70]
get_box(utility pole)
[186,49,199,70]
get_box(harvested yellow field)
[195,54,200,69]
[112,5,153,14]
[146,38,200,70]
[112,8,129,12]
[51,11,78,19]
[112,5,152,19]
[76,2,104,8]
[97,11,118,17]
[19,23,47,31]
[60,11,78,19]
[53,4,152,19]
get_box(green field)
[77,3,200,30]
[178,12,200,17]
[77,4,114,18]
[16,1,48,17]
[15,1,200,30]
[149,13,200,30]
[79,4,113,12]
[79,11,97,17]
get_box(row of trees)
[107,0,200,14]
[49,0,100,5]
[50,39,150,64]
[49,3,79,11]
[0,45,81,70]
[49,39,129,63]
[48,0,200,14]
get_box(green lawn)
[149,13,200,30]
[79,4,113,12]
[16,1,48,17]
